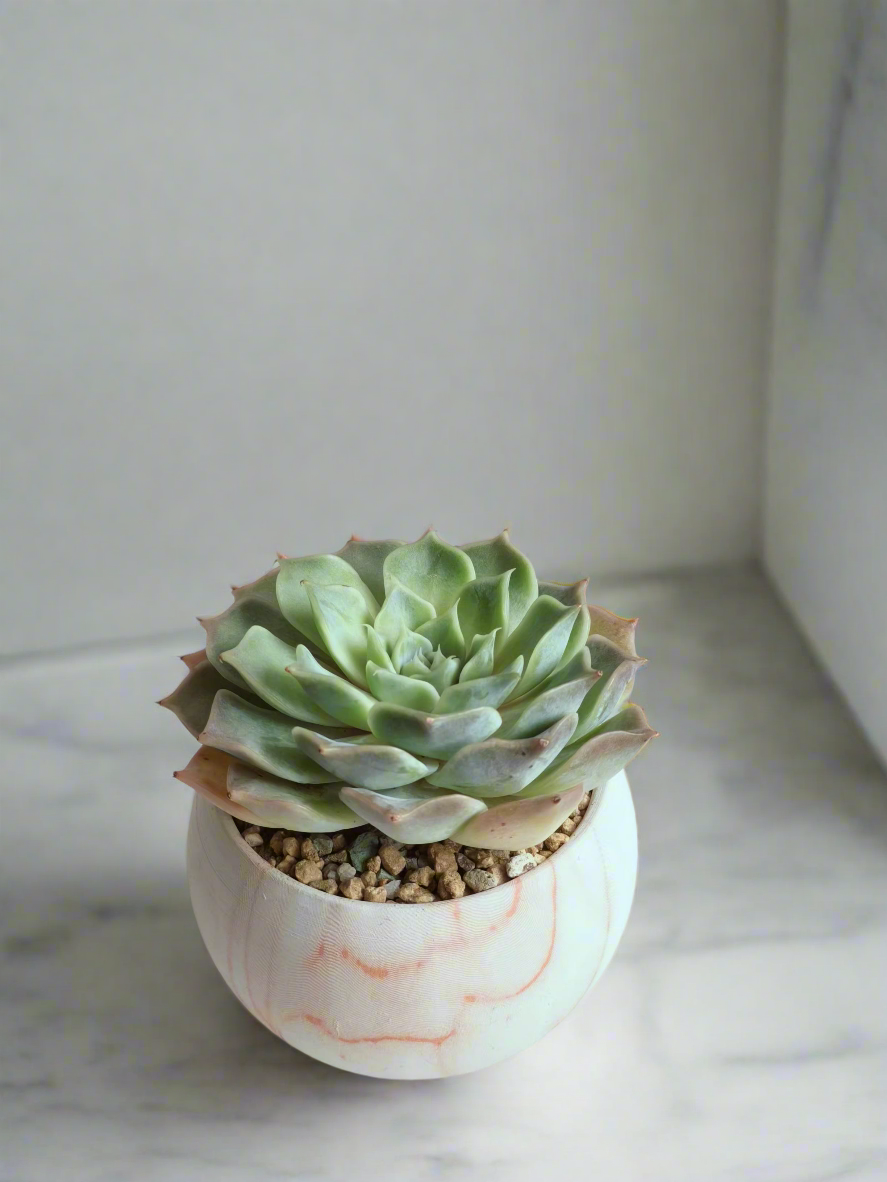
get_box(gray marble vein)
[1,567,885,1182]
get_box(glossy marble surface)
[2,567,886,1181]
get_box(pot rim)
[213,778,606,913]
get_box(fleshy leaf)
[201,569,312,691]
[496,595,580,697]
[285,644,376,728]
[276,555,379,650]
[227,762,361,831]
[428,713,578,796]
[220,626,339,724]
[452,784,585,850]
[372,578,435,647]
[179,649,207,670]
[304,582,373,687]
[368,701,502,758]
[410,650,461,695]
[366,661,440,712]
[382,530,475,615]
[523,703,657,796]
[416,602,465,659]
[335,537,402,603]
[199,689,338,783]
[160,659,262,738]
[391,627,433,672]
[571,636,645,742]
[174,746,263,825]
[364,625,395,672]
[458,630,498,682]
[459,530,538,635]
[339,783,487,845]
[456,571,511,656]
[435,664,522,713]
[291,727,437,789]
[586,603,641,659]
[496,670,600,739]
[539,579,591,669]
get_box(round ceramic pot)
[186,769,638,1079]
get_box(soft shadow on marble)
[1,567,886,1181]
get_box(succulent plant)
[164,531,656,849]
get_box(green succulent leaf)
[304,581,373,687]
[219,626,340,724]
[174,746,264,825]
[538,579,592,669]
[571,636,645,742]
[160,657,263,738]
[227,762,362,831]
[335,537,402,603]
[456,571,511,656]
[372,577,435,647]
[201,569,312,691]
[458,630,498,682]
[339,783,487,845]
[416,603,465,659]
[410,650,461,695]
[366,661,440,712]
[428,713,578,796]
[391,626,433,671]
[522,703,657,796]
[200,689,338,783]
[497,670,600,739]
[496,595,581,697]
[368,701,502,758]
[285,644,377,729]
[363,625,395,672]
[276,555,379,650]
[435,664,523,713]
[452,783,586,850]
[382,530,475,615]
[586,603,640,658]
[459,531,538,635]
[291,727,438,789]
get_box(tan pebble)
[268,830,286,855]
[341,878,364,900]
[294,859,322,885]
[527,845,541,854]
[243,832,264,849]
[365,855,381,874]
[277,856,296,875]
[442,839,462,852]
[506,852,536,878]
[488,864,507,885]
[364,886,387,903]
[474,853,497,869]
[578,792,591,811]
[361,870,378,888]
[301,838,322,862]
[282,836,300,858]
[432,850,457,874]
[403,856,419,871]
[323,864,338,880]
[407,866,435,888]
[379,845,407,876]
[560,818,577,836]
[265,856,278,868]
[331,833,347,852]
[312,879,338,895]
[396,882,435,903]
[438,871,466,899]
[535,851,550,863]
[544,832,569,853]
[464,868,497,893]
[328,850,347,863]
[244,825,261,836]
[456,853,476,872]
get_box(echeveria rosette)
[164,531,657,849]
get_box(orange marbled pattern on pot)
[186,770,638,1078]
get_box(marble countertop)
[2,567,885,1182]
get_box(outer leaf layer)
[339,783,487,844]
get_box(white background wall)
[1,1,784,656]
[765,0,887,764]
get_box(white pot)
[186,770,638,1079]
